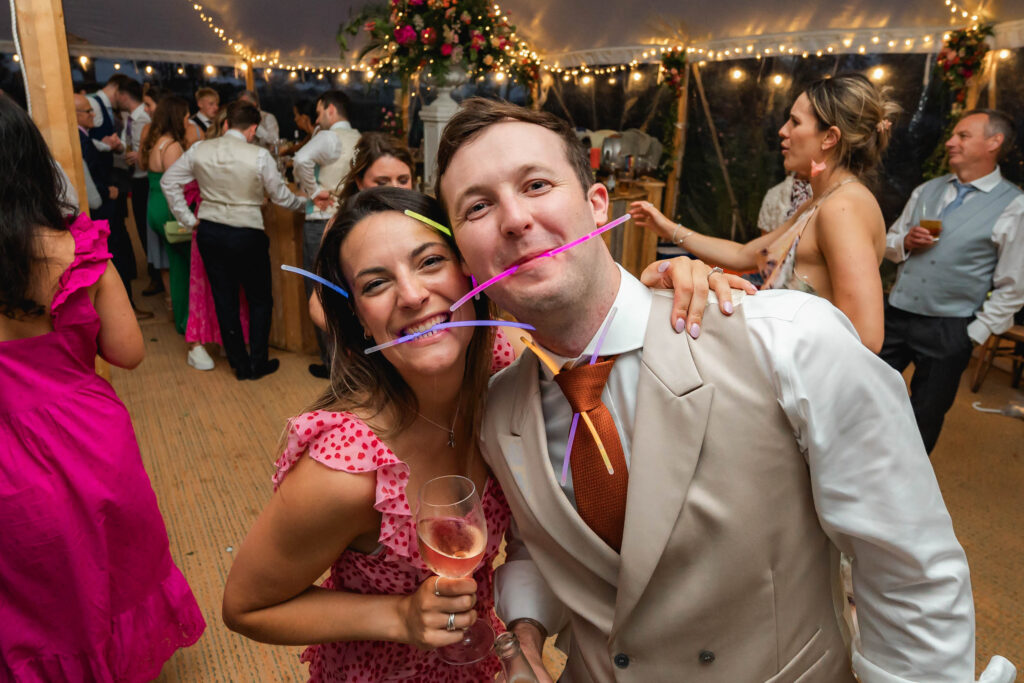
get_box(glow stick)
[281,264,349,298]
[364,320,534,354]
[561,413,579,485]
[580,411,615,475]
[404,209,452,236]
[519,336,561,376]
[450,214,631,312]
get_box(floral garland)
[339,0,540,88]
[657,49,688,180]
[378,106,404,137]
[936,23,994,109]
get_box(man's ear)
[986,133,1004,156]
[587,181,610,226]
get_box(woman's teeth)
[404,314,449,336]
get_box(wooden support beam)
[13,0,87,214]
[663,66,690,217]
[244,60,255,92]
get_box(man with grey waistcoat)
[881,108,1024,453]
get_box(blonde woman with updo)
[630,73,900,352]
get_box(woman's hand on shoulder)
[640,257,757,339]
[399,575,479,650]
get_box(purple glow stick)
[471,275,481,300]
[450,214,632,312]
[561,307,618,485]
[364,320,535,354]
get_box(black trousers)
[196,220,273,372]
[879,302,974,454]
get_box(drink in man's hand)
[417,517,485,578]
[920,218,942,237]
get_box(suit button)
[699,650,715,664]
[613,653,630,669]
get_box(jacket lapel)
[612,296,712,633]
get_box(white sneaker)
[187,345,215,371]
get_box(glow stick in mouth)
[449,214,631,312]
[281,265,349,298]
[364,320,535,354]
[404,210,452,236]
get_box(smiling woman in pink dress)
[0,93,204,682]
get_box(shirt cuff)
[967,319,990,346]
[493,559,567,635]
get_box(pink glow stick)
[449,214,632,312]
[561,307,618,484]
[363,320,534,354]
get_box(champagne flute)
[416,474,493,665]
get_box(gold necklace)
[416,404,460,449]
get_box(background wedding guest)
[278,98,317,156]
[630,73,899,351]
[116,77,158,298]
[238,89,279,150]
[881,108,1024,453]
[162,101,304,380]
[192,86,220,134]
[336,132,415,203]
[293,90,360,378]
[0,93,205,680]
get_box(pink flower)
[409,0,424,5]
[440,43,453,56]
[363,20,376,32]
[470,31,486,49]
[421,27,437,45]
[394,25,417,45]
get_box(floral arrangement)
[657,48,688,179]
[339,0,541,87]
[936,23,994,108]
[660,48,687,99]
[378,106,404,136]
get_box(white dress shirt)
[885,167,1024,344]
[160,129,304,230]
[255,110,280,148]
[293,121,353,196]
[88,90,117,153]
[122,103,151,179]
[496,266,975,683]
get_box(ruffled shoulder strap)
[491,327,516,374]
[273,410,418,562]
[50,213,111,321]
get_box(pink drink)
[417,517,485,578]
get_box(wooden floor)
[113,295,1023,681]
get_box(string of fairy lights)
[44,0,1003,87]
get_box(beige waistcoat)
[482,295,856,682]
[193,135,265,229]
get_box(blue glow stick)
[364,320,535,354]
[281,265,349,298]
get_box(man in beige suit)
[435,99,993,682]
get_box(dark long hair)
[337,133,416,202]
[140,95,189,168]
[0,93,73,319]
[310,187,493,462]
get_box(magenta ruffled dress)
[0,215,205,682]
[269,333,516,682]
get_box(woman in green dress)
[139,95,192,335]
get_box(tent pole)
[244,60,255,92]
[13,0,87,211]
[663,65,689,218]
[691,62,743,241]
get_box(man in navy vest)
[882,109,1024,453]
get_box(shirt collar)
[197,112,211,125]
[225,129,248,142]
[954,166,1002,193]
[537,265,651,379]
[94,90,111,108]
[329,120,352,131]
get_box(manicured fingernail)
[723,301,734,314]
[690,323,701,339]
[674,317,686,334]
[658,261,670,273]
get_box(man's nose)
[498,195,532,237]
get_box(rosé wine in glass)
[417,517,486,578]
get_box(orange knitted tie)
[554,358,629,552]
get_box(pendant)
[447,431,456,449]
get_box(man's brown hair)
[225,100,261,130]
[434,97,593,210]
[194,87,219,103]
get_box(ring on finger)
[709,266,724,279]
[446,612,457,632]
[434,577,441,597]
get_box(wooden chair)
[970,324,1024,392]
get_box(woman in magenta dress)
[0,94,204,681]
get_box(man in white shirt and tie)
[114,78,155,288]
[881,109,1024,453]
[191,87,220,134]
[162,101,305,380]
[292,90,361,377]
[433,98,1014,683]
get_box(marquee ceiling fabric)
[4,0,1024,66]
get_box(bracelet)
[506,617,548,642]
[671,223,693,246]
